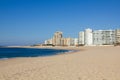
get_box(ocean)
[0,47,69,59]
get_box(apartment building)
[78,31,85,45]
[84,28,93,46]
[115,29,120,44]
[93,30,115,45]
[52,31,63,46]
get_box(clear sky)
[0,0,120,46]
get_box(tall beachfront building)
[44,28,119,46]
[115,29,120,44]
[78,31,85,45]
[93,30,103,45]
[52,31,63,46]
[102,30,115,45]
[84,28,93,46]
[93,30,115,45]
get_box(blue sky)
[0,0,120,46]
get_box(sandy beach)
[0,46,120,80]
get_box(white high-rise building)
[93,30,103,45]
[115,29,120,44]
[44,28,119,46]
[84,28,93,46]
[78,31,85,45]
[102,30,115,45]
[93,30,115,45]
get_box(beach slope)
[0,46,120,80]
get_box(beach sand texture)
[0,46,120,80]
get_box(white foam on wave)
[0,58,9,60]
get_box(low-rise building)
[44,39,53,45]
[73,38,78,46]
[63,38,73,46]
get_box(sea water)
[0,47,69,59]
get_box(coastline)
[0,47,76,60]
[0,46,120,80]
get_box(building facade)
[52,31,63,46]
[102,30,115,45]
[73,38,78,46]
[84,28,93,46]
[44,28,120,46]
[115,29,120,44]
[78,31,85,45]
[62,38,73,46]
[44,39,52,45]
[93,30,103,45]
[93,30,115,45]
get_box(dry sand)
[0,46,120,80]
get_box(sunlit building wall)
[84,28,93,46]
[78,31,85,45]
[52,31,63,46]
[115,29,120,43]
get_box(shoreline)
[0,46,79,60]
[0,46,120,80]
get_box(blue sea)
[0,47,69,59]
